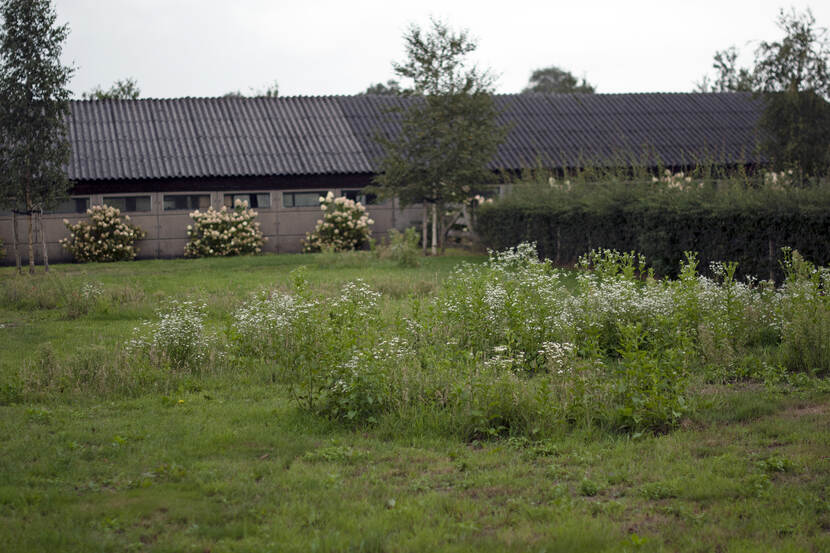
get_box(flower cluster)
[302,192,373,252]
[60,205,146,262]
[128,300,210,371]
[651,169,703,190]
[763,169,796,189]
[184,199,265,257]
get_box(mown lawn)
[1,252,828,552]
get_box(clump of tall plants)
[204,241,828,437]
[128,300,214,371]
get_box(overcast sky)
[53,0,829,99]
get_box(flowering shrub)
[128,300,211,371]
[60,205,146,262]
[651,169,703,190]
[303,192,373,252]
[184,200,265,257]
[763,169,796,188]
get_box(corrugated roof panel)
[65,93,765,181]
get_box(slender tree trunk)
[12,210,22,274]
[439,210,446,255]
[39,209,49,272]
[422,203,428,255]
[431,203,438,256]
[27,211,35,274]
[25,182,35,274]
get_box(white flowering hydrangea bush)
[303,192,373,253]
[184,200,265,257]
[61,205,146,262]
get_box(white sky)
[53,0,829,98]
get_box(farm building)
[0,92,764,264]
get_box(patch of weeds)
[25,406,52,424]
[741,473,772,497]
[588,500,625,517]
[302,445,365,464]
[756,454,796,473]
[640,480,680,500]
[506,436,559,459]
[580,478,602,497]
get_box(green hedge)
[476,183,830,279]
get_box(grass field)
[1,251,829,552]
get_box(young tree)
[372,19,505,254]
[754,8,830,176]
[696,9,830,175]
[521,66,595,94]
[82,77,140,100]
[694,47,754,92]
[0,0,73,273]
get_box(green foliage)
[60,204,146,262]
[81,77,140,100]
[361,79,402,95]
[522,65,595,94]
[777,249,830,375]
[245,268,385,418]
[612,323,689,432]
[476,178,830,280]
[380,227,421,267]
[698,8,830,174]
[2,251,829,552]
[760,90,830,176]
[695,46,754,92]
[372,18,505,251]
[0,0,73,272]
[0,0,73,209]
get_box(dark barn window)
[341,189,377,205]
[103,196,151,212]
[163,195,211,211]
[224,193,270,209]
[47,197,90,214]
[283,191,327,208]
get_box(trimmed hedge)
[476,183,830,280]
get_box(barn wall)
[0,180,423,265]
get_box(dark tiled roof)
[67,93,764,181]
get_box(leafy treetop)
[521,66,595,94]
[82,77,140,100]
[0,0,73,212]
